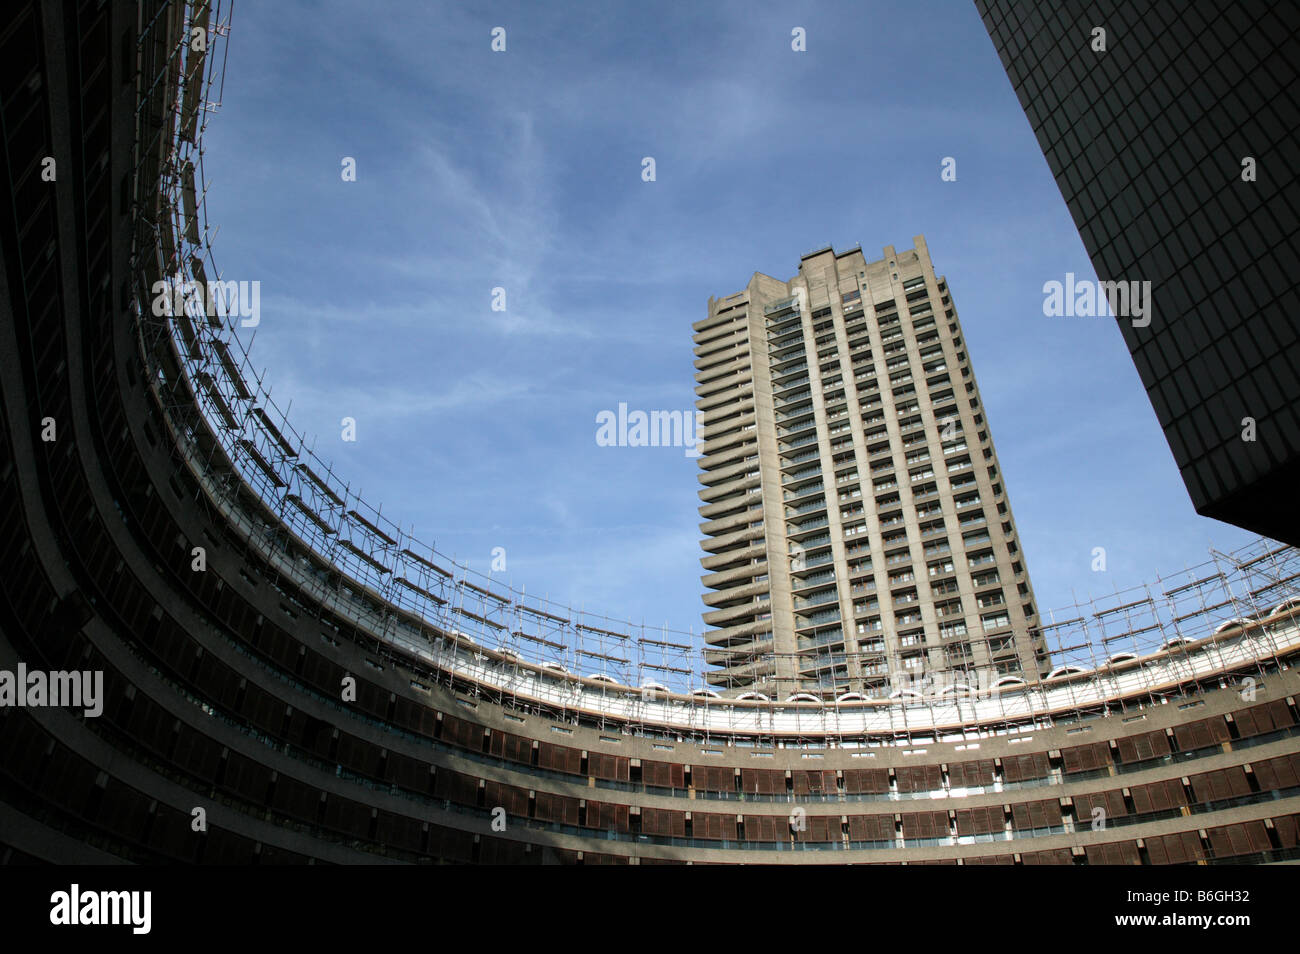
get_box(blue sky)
[201,0,1261,645]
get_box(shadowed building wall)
[975,0,1300,546]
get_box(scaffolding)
[1035,538,1298,697]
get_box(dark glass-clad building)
[976,1,1300,545]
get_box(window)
[928,558,955,577]
[945,642,973,665]
[893,588,919,606]
[987,635,1014,655]
[939,620,967,640]
[981,611,1011,633]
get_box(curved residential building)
[0,0,1298,865]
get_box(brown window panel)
[585,801,631,833]
[1010,798,1058,832]
[1173,715,1232,751]
[1251,753,1300,792]
[643,760,685,790]
[694,812,738,841]
[588,752,629,782]
[1273,814,1300,849]
[490,732,532,766]
[843,768,890,794]
[1085,841,1141,865]
[1074,788,1127,820]
[1234,700,1296,738]
[1001,753,1050,782]
[797,814,837,843]
[439,714,479,749]
[740,768,784,795]
[895,764,944,793]
[1115,729,1171,763]
[1145,831,1205,864]
[694,765,734,793]
[1021,848,1072,865]
[1129,778,1188,813]
[745,814,786,843]
[847,814,896,842]
[955,805,1004,836]
[434,768,478,805]
[533,791,579,825]
[793,769,838,795]
[640,808,686,837]
[1206,820,1272,858]
[483,780,529,817]
[1188,767,1252,803]
[900,810,948,839]
[948,758,997,788]
[1061,742,1111,774]
[536,742,582,775]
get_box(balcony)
[787,514,830,535]
[773,374,810,393]
[787,496,828,517]
[791,551,835,573]
[782,467,823,489]
[779,434,820,455]
[795,608,842,629]
[793,588,841,611]
[780,449,821,468]
[784,481,824,502]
